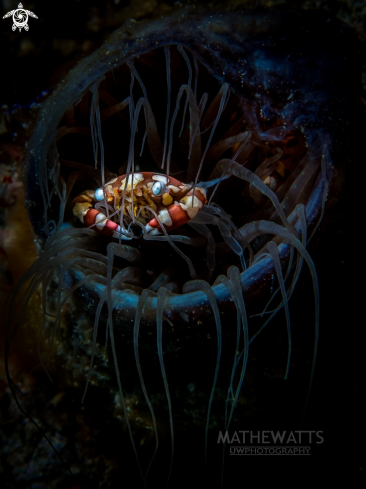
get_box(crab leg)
[146,187,207,234]
[72,190,131,240]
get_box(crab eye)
[94,188,104,201]
[152,181,165,196]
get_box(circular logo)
[12,9,28,31]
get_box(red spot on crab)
[149,203,190,231]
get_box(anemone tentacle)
[7,9,359,486]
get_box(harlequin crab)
[72,171,221,239]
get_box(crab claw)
[145,223,161,235]
[112,224,133,240]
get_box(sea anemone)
[5,7,361,487]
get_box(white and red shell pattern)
[72,172,207,240]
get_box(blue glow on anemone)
[5,7,361,488]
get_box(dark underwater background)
[0,0,364,487]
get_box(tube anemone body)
[6,7,361,488]
[23,8,360,329]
